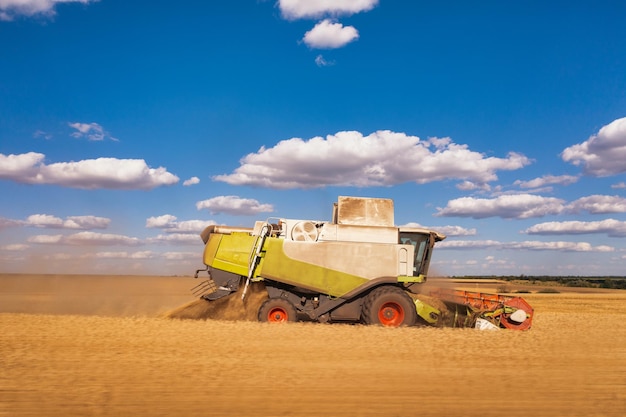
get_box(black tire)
[258,298,298,323]
[361,286,418,327]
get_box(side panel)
[318,223,398,244]
[282,239,413,280]
[329,298,363,321]
[202,233,222,266]
[203,232,255,277]
[259,238,369,298]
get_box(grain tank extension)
[193,196,533,329]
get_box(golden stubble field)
[1,274,625,417]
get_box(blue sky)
[1,0,626,276]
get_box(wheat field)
[1,274,625,417]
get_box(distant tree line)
[449,275,626,290]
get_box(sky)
[1,0,626,277]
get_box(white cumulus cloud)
[0,152,179,190]
[401,222,477,237]
[0,0,97,21]
[28,231,141,246]
[514,174,579,189]
[567,195,626,214]
[65,232,141,246]
[214,131,530,189]
[456,181,491,192]
[437,240,503,250]
[561,116,626,177]
[69,122,117,142]
[303,19,359,49]
[145,215,216,234]
[145,214,178,229]
[0,217,21,229]
[437,239,613,252]
[278,0,378,20]
[436,194,566,219]
[1,244,29,251]
[0,152,42,179]
[196,196,274,216]
[86,251,154,260]
[27,234,63,244]
[25,214,110,229]
[314,55,334,67]
[524,219,626,237]
[437,194,626,219]
[147,234,201,245]
[183,176,200,186]
[508,241,614,252]
[162,251,198,260]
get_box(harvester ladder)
[242,222,272,300]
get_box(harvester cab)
[193,196,533,330]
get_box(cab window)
[399,232,430,276]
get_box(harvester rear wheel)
[362,286,417,327]
[258,298,297,323]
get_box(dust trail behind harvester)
[163,281,268,321]
[411,278,457,327]
[165,278,458,324]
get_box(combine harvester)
[192,196,533,330]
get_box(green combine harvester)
[193,196,533,329]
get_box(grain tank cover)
[333,196,394,226]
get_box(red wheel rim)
[267,307,288,322]
[378,302,405,326]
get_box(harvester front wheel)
[258,298,297,323]
[362,286,417,327]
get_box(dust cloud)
[164,281,268,321]
[0,274,482,326]
[0,273,271,321]
[0,274,197,317]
